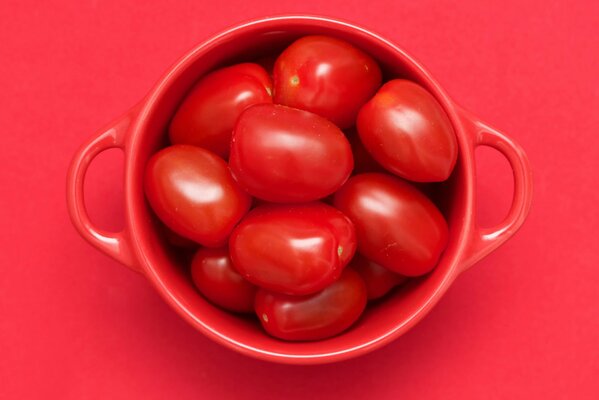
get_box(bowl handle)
[457,107,533,272]
[66,107,142,273]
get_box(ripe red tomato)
[245,200,357,265]
[273,35,382,129]
[229,104,353,202]
[229,202,356,295]
[333,173,448,276]
[191,247,257,313]
[288,202,357,267]
[254,268,367,341]
[357,79,458,182]
[144,145,252,247]
[350,254,406,300]
[169,63,272,158]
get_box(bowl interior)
[128,17,470,362]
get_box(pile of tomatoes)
[144,35,457,341]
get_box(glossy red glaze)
[191,247,257,313]
[67,16,533,364]
[357,79,458,182]
[229,202,355,295]
[169,63,272,158]
[255,268,367,341]
[230,104,353,202]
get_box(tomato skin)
[229,202,355,295]
[292,203,357,267]
[274,35,382,129]
[229,104,353,202]
[333,173,448,276]
[191,247,257,313]
[350,254,406,300]
[357,79,458,182]
[254,268,367,341]
[169,63,272,158]
[144,145,252,247]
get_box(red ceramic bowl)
[67,15,533,364]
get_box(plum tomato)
[229,104,353,202]
[229,202,356,295]
[191,247,257,313]
[290,202,357,267]
[254,268,367,341]
[169,63,272,158]
[273,35,382,129]
[350,254,406,300]
[144,145,252,247]
[333,173,448,276]
[357,79,458,182]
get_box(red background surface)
[1,0,598,398]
